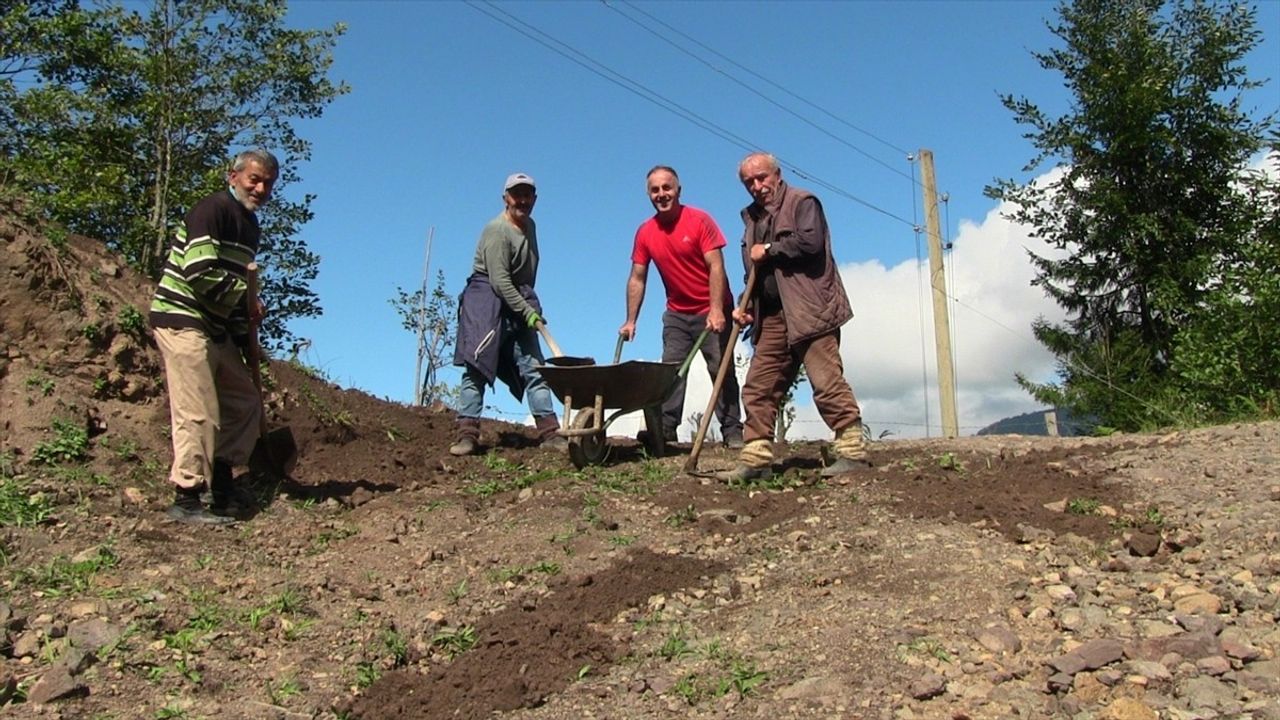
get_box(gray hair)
[232,148,280,175]
[646,165,680,182]
[739,152,780,173]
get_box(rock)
[67,618,122,654]
[27,666,87,703]
[1125,531,1161,557]
[1049,638,1124,675]
[975,625,1022,655]
[909,672,946,700]
[1100,696,1158,720]
[11,630,40,658]
[348,486,375,508]
[1195,655,1231,676]
[1173,592,1222,615]
[1176,675,1239,713]
[1125,660,1173,681]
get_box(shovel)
[245,263,298,477]
[685,265,757,473]
[536,320,595,367]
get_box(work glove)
[527,312,543,329]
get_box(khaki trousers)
[741,310,862,444]
[155,328,262,489]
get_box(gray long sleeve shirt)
[472,212,539,322]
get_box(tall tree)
[987,0,1278,429]
[390,270,458,408]
[0,0,347,351]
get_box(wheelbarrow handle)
[613,333,626,364]
[676,329,710,379]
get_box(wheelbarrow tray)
[539,360,680,412]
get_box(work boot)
[210,460,254,516]
[722,428,745,450]
[534,414,566,450]
[714,439,773,484]
[450,418,481,456]
[165,485,235,525]
[821,423,870,478]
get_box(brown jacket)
[740,181,852,345]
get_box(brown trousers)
[741,310,862,443]
[155,328,262,489]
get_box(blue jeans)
[457,318,556,420]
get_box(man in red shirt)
[620,166,744,449]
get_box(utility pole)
[919,150,959,437]
[413,227,435,406]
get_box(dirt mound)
[2,208,1277,720]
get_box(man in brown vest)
[717,152,868,482]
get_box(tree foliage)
[0,0,348,351]
[391,270,458,407]
[988,0,1279,430]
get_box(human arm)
[747,196,826,264]
[620,262,648,341]
[479,223,539,323]
[703,249,728,332]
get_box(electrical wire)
[466,0,916,228]
[601,0,917,185]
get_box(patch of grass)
[719,660,767,698]
[266,675,302,705]
[354,661,380,689]
[246,586,309,630]
[1066,497,1101,515]
[897,636,954,663]
[310,525,359,554]
[0,476,55,527]
[382,629,409,667]
[936,452,966,472]
[488,561,561,584]
[446,579,468,605]
[663,504,697,527]
[658,627,695,660]
[21,546,118,596]
[431,624,476,659]
[80,322,102,344]
[25,374,56,396]
[32,418,90,465]
[155,707,190,719]
[607,534,635,547]
[117,304,146,336]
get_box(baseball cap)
[504,173,536,192]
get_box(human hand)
[249,297,266,324]
[528,312,543,329]
[619,322,636,341]
[706,309,726,333]
[732,307,753,326]
[749,243,768,263]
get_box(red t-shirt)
[631,205,732,314]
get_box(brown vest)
[740,183,853,345]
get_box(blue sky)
[280,0,1280,439]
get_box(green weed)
[117,305,146,336]
[354,661,380,688]
[0,477,55,527]
[21,546,118,595]
[446,579,468,605]
[663,504,697,527]
[32,418,89,464]
[25,374,56,396]
[265,675,302,705]
[1066,497,1101,515]
[431,625,477,658]
[937,452,966,472]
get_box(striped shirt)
[149,189,259,342]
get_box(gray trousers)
[661,310,743,438]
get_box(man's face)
[504,184,537,223]
[646,170,681,217]
[228,160,277,212]
[739,157,781,207]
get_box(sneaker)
[714,464,772,484]
[449,437,478,456]
[722,431,745,450]
[540,434,569,451]
[165,503,237,525]
[819,457,870,478]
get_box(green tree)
[987,0,1278,429]
[391,270,458,407]
[0,0,348,351]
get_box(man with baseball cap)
[450,172,565,455]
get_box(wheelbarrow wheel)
[568,407,608,469]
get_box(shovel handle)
[535,321,564,358]
[685,265,757,473]
[613,334,626,364]
[246,262,268,436]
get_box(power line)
[601,0,917,185]
[465,0,915,228]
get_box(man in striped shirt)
[149,148,279,524]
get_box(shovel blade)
[251,426,298,477]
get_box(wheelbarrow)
[539,331,707,468]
